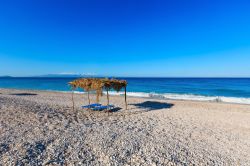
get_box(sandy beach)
[0,88,250,165]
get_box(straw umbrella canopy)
[69,78,128,109]
[108,79,128,109]
[69,78,97,104]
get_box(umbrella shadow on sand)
[10,93,38,96]
[129,101,174,111]
[109,107,122,112]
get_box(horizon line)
[1,75,250,79]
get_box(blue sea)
[1,77,250,104]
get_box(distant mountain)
[38,73,100,78]
[0,75,12,78]
[0,74,106,78]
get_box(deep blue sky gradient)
[0,0,250,77]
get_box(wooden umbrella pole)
[107,90,109,105]
[87,91,90,104]
[96,90,99,103]
[125,86,127,110]
[96,92,98,103]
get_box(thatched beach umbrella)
[109,79,128,109]
[69,78,128,109]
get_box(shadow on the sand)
[10,93,38,96]
[109,107,122,113]
[129,101,174,111]
[85,107,122,114]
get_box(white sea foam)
[3,87,250,105]
[107,91,250,105]
[68,90,250,105]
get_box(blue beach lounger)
[92,105,115,111]
[82,103,101,109]
[92,105,109,111]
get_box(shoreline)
[1,87,250,106]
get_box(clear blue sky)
[0,0,250,77]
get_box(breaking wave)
[21,89,250,105]
[69,90,250,104]
[107,91,250,105]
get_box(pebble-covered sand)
[0,88,250,165]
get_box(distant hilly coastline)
[0,76,13,78]
[38,74,96,78]
[0,74,102,78]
